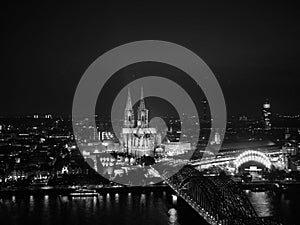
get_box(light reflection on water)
[246,189,300,224]
[140,193,146,207]
[246,191,274,217]
[0,191,205,225]
[1,189,299,225]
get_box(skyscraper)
[202,99,208,121]
[262,99,271,131]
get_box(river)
[0,188,299,225]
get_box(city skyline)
[1,2,300,225]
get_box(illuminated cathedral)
[121,88,157,158]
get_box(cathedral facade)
[121,88,157,158]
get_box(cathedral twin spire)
[124,88,134,128]
[124,87,149,128]
[125,88,133,110]
[139,87,146,110]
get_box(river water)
[246,187,300,225]
[0,188,299,225]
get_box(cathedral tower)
[137,87,149,128]
[124,88,135,128]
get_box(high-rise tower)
[124,88,135,128]
[202,99,208,121]
[137,87,149,128]
[262,99,271,131]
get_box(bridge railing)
[164,165,282,225]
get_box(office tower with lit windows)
[262,99,271,131]
[201,99,208,121]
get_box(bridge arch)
[234,150,272,170]
[166,165,269,224]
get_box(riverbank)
[0,184,170,197]
[1,179,300,197]
[240,181,300,192]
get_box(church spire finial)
[141,86,144,100]
[124,87,134,127]
[139,86,145,110]
[125,87,132,110]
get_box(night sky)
[1,2,299,118]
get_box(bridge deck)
[160,165,282,225]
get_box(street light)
[102,142,109,151]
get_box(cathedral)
[121,88,157,158]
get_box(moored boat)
[69,189,99,197]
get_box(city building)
[121,88,158,158]
[201,99,208,121]
[262,99,272,131]
[162,142,192,156]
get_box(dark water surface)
[246,187,300,225]
[0,188,299,225]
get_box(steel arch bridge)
[163,165,281,225]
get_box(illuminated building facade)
[163,142,191,156]
[201,99,208,121]
[121,88,157,158]
[262,99,271,130]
